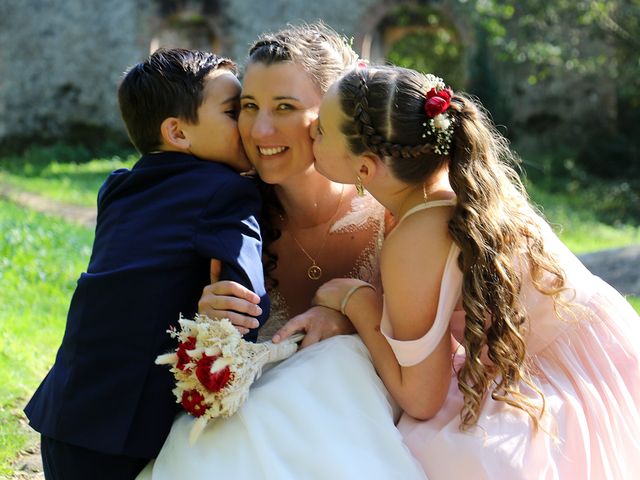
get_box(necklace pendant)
[307,264,322,280]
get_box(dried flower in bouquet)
[156,314,303,443]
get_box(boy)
[24,48,269,479]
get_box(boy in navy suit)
[24,48,269,479]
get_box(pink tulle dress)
[382,200,640,479]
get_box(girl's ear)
[358,154,381,186]
[160,117,190,150]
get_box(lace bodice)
[258,194,385,341]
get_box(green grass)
[627,296,640,313]
[0,143,136,207]
[0,200,93,475]
[522,148,640,253]
[528,184,640,254]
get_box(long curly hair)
[335,66,567,430]
[245,22,359,288]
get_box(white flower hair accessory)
[423,73,446,92]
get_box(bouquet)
[156,314,303,443]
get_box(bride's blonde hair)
[335,66,567,430]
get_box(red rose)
[181,389,207,417]
[195,354,232,392]
[176,336,197,371]
[425,87,453,118]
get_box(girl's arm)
[314,208,453,419]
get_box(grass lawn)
[527,183,640,254]
[0,144,136,207]
[0,200,93,475]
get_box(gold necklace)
[284,185,345,280]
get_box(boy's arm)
[193,176,268,341]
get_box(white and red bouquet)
[156,315,302,443]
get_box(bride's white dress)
[136,196,426,480]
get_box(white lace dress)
[136,195,426,480]
[258,194,386,341]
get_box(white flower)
[210,356,233,373]
[187,347,204,358]
[155,353,178,365]
[424,74,445,93]
[178,318,198,332]
[433,114,451,131]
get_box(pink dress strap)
[381,200,462,367]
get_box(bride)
[137,23,425,479]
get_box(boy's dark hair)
[118,48,236,154]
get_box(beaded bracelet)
[340,283,376,316]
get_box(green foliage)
[527,181,640,254]
[474,0,636,78]
[0,143,136,207]
[472,0,640,178]
[384,5,466,89]
[0,201,93,475]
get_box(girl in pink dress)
[311,65,640,479]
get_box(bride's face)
[312,85,359,184]
[238,62,323,185]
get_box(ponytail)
[447,95,566,430]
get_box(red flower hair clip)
[425,87,453,118]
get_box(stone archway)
[149,0,225,54]
[353,0,473,88]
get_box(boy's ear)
[160,117,190,150]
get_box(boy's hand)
[210,258,222,284]
[198,259,262,336]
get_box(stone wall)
[222,0,377,62]
[0,0,155,147]
[0,0,386,148]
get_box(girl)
[312,65,640,479]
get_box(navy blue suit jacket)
[25,152,269,458]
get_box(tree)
[474,0,639,178]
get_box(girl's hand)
[272,305,355,348]
[198,259,262,336]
